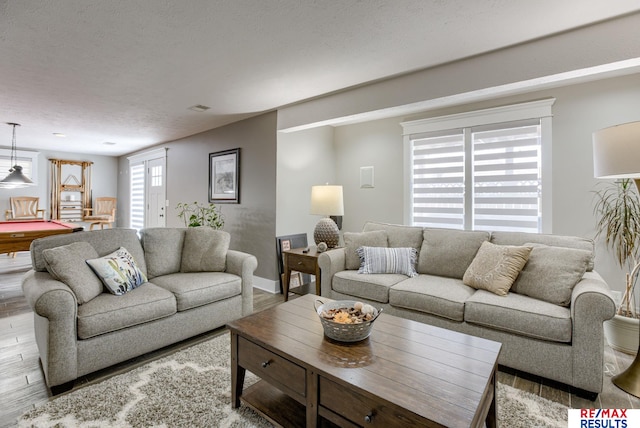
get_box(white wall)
[277,72,640,296]
[1,150,118,224]
[333,117,404,232]
[276,126,336,240]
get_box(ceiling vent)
[188,104,211,112]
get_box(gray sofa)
[21,227,257,389]
[318,222,616,397]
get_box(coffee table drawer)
[319,377,424,428]
[238,336,306,397]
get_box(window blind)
[0,155,33,181]
[130,163,145,230]
[409,120,542,233]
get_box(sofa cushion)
[332,270,406,303]
[41,242,103,304]
[389,275,475,322]
[31,228,147,275]
[362,221,424,253]
[343,230,388,270]
[417,228,490,278]
[86,247,148,296]
[357,246,418,277]
[511,243,591,307]
[464,290,572,343]
[77,283,176,339]
[490,231,595,271]
[181,227,230,273]
[150,272,241,311]
[463,242,532,296]
[140,228,186,278]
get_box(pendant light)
[0,123,34,188]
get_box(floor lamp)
[593,120,640,398]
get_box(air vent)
[188,104,211,112]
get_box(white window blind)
[472,121,541,233]
[411,131,465,229]
[403,99,553,233]
[130,163,145,230]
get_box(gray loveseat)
[22,227,257,389]
[318,222,616,397]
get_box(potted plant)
[593,178,640,354]
[176,201,224,229]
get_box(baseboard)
[252,276,279,294]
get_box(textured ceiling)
[1,0,640,156]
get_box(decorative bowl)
[314,300,381,342]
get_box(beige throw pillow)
[180,227,230,272]
[343,230,388,270]
[463,241,532,296]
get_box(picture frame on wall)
[209,148,240,203]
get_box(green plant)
[593,178,640,317]
[176,201,224,229]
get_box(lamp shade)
[310,185,344,216]
[593,121,640,178]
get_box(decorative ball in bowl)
[314,300,382,342]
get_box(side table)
[283,247,321,301]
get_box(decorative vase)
[604,314,639,355]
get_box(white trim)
[252,276,279,294]
[127,147,167,164]
[401,99,556,136]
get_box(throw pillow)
[343,230,388,270]
[511,243,591,306]
[180,227,230,272]
[357,246,418,277]
[463,241,532,296]
[86,247,148,296]
[42,242,103,304]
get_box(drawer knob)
[261,360,271,368]
[364,413,373,423]
[297,261,303,265]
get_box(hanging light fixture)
[0,123,34,188]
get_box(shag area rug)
[19,333,568,428]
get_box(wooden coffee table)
[228,294,501,427]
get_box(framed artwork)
[289,272,302,288]
[209,148,240,203]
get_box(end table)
[283,247,321,301]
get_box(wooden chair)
[5,196,45,220]
[83,197,116,230]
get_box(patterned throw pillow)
[356,246,418,277]
[463,241,532,296]
[86,247,147,296]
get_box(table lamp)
[593,120,640,397]
[310,184,344,248]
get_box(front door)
[146,157,166,228]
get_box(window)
[0,149,39,183]
[402,99,554,233]
[130,163,145,230]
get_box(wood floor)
[2,252,640,427]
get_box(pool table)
[0,219,84,255]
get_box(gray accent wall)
[118,112,278,281]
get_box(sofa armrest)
[570,270,616,392]
[225,250,258,316]
[318,248,346,297]
[21,270,79,387]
